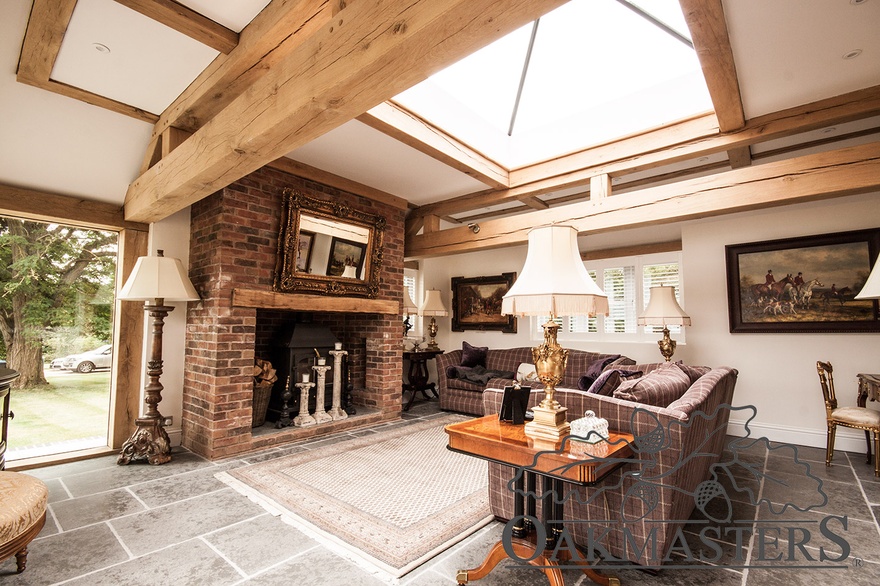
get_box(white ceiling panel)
[725,0,880,118]
[51,0,219,115]
[286,120,488,205]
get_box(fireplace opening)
[264,321,353,423]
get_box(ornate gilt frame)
[274,188,385,298]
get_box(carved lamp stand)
[116,250,200,466]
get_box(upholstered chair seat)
[817,361,880,477]
[0,471,48,573]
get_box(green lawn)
[7,369,111,457]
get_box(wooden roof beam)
[358,101,509,189]
[124,0,568,224]
[113,0,239,54]
[406,141,880,257]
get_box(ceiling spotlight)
[821,127,837,134]
[850,0,868,5]
[92,42,111,54]
[467,223,480,234]
[842,49,862,60]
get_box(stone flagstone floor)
[2,398,879,585]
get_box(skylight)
[392,0,712,169]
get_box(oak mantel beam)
[125,0,568,224]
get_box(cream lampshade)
[117,250,199,466]
[403,290,419,337]
[418,289,448,351]
[638,285,691,362]
[502,225,608,442]
[855,253,880,300]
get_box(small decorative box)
[570,410,609,444]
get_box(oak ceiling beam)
[16,0,76,83]
[124,0,568,224]
[406,141,880,257]
[405,84,880,228]
[680,0,744,133]
[267,157,407,210]
[680,0,749,168]
[357,101,509,189]
[113,0,239,54]
[150,0,333,139]
[0,183,149,232]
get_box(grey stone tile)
[766,452,857,483]
[744,557,880,585]
[25,453,119,481]
[42,476,70,504]
[0,523,129,584]
[51,487,146,530]
[240,548,388,585]
[204,513,318,576]
[755,506,880,563]
[130,461,239,508]
[62,450,214,497]
[35,510,59,538]
[760,470,871,521]
[110,488,265,557]
[857,475,880,504]
[64,538,242,586]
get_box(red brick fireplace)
[182,166,406,459]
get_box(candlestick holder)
[293,381,316,427]
[312,364,333,424]
[329,349,348,420]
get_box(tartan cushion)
[612,362,691,407]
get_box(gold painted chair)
[816,361,880,477]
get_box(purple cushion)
[583,369,642,395]
[461,341,488,368]
[612,362,691,407]
[576,354,622,389]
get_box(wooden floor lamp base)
[117,417,171,465]
[456,538,619,586]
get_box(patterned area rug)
[217,415,491,579]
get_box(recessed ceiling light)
[92,43,111,54]
[821,127,837,134]
[842,49,862,60]
[850,0,868,5]
[698,156,709,163]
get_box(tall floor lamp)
[502,225,608,442]
[117,250,200,466]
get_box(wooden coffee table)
[445,415,634,586]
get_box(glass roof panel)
[392,0,712,169]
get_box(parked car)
[62,344,113,373]
[49,356,70,369]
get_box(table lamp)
[855,252,880,301]
[419,289,448,351]
[403,290,419,336]
[117,250,200,465]
[638,285,691,362]
[502,225,608,441]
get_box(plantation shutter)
[604,266,636,333]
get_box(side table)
[445,415,633,586]
[402,349,443,411]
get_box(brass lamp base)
[524,317,570,442]
[426,316,440,350]
[657,326,676,362]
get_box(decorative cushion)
[583,369,643,395]
[832,407,880,428]
[577,354,622,389]
[460,341,488,368]
[0,472,49,543]
[612,362,691,407]
[516,362,540,384]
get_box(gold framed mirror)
[275,188,385,298]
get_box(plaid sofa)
[482,363,739,568]
[436,347,633,416]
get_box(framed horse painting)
[725,228,880,333]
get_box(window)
[536,252,683,343]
